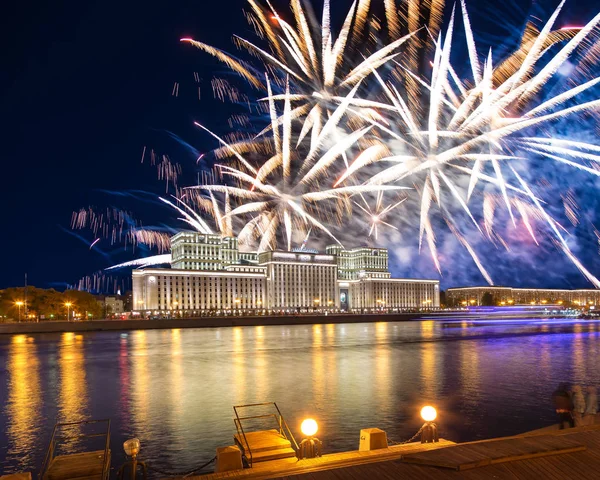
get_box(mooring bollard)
[216,445,243,472]
[359,428,389,451]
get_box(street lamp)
[15,301,24,322]
[64,302,73,322]
[298,419,322,459]
[420,406,439,443]
[118,438,147,480]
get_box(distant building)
[446,286,600,307]
[133,232,440,313]
[97,295,125,315]
[123,291,133,312]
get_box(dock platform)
[43,450,110,480]
[188,425,600,479]
[189,438,455,480]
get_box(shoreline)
[0,312,440,335]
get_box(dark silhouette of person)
[553,383,574,429]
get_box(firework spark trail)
[323,1,600,284]
[353,192,406,240]
[105,255,172,271]
[182,0,419,147]
[188,74,410,251]
[73,0,600,291]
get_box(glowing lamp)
[301,419,318,437]
[123,438,141,458]
[419,406,439,444]
[298,419,322,459]
[420,406,437,422]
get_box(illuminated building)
[132,232,440,313]
[446,286,600,307]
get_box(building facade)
[446,286,600,307]
[344,278,439,311]
[133,232,440,314]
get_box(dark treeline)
[0,287,102,322]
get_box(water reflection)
[131,330,149,431]
[170,329,184,418]
[3,319,600,476]
[232,327,246,401]
[420,321,440,401]
[6,335,41,466]
[119,334,131,429]
[253,326,268,400]
[573,324,585,384]
[59,333,88,450]
[458,339,481,420]
[374,323,392,413]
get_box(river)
[1,318,600,476]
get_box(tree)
[0,287,103,321]
[481,292,495,306]
[64,290,103,320]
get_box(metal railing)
[233,402,299,467]
[40,419,111,480]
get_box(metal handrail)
[232,402,299,468]
[39,419,111,480]
[233,407,253,467]
[273,403,299,451]
[40,423,59,480]
[236,414,279,421]
[102,419,111,480]
[235,402,278,408]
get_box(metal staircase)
[40,419,111,480]
[233,403,299,467]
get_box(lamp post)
[118,438,147,480]
[297,419,322,459]
[15,301,24,322]
[420,406,439,443]
[64,302,72,322]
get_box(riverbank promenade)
[190,423,600,480]
[0,312,437,334]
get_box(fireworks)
[73,0,600,289]
[190,76,408,252]
[346,0,600,285]
[183,0,600,286]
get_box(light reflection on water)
[1,319,600,476]
[5,335,41,467]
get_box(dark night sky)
[1,0,598,291]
